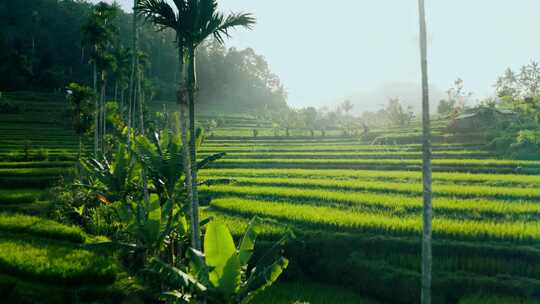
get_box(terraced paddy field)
[0,94,143,303]
[1,93,539,303]
[198,134,540,303]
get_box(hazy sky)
[96,0,539,109]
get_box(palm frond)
[197,152,225,170]
[212,12,255,44]
[149,258,207,292]
[136,0,178,30]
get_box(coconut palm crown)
[137,0,255,49]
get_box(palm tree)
[417,0,432,303]
[127,0,139,149]
[66,83,95,169]
[82,2,119,157]
[137,0,255,250]
[82,9,104,157]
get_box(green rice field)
[0,93,539,303]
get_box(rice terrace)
[1,0,540,303]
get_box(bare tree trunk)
[121,88,125,113]
[137,65,150,213]
[187,45,201,250]
[93,59,98,158]
[127,0,139,148]
[77,134,82,175]
[418,1,432,303]
[179,91,196,251]
[81,46,85,65]
[138,70,144,134]
[177,46,198,252]
[100,73,107,156]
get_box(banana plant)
[132,126,226,219]
[79,143,139,205]
[149,217,292,304]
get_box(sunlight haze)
[98,0,540,110]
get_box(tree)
[496,61,540,99]
[301,107,318,136]
[182,1,255,251]
[66,83,95,164]
[137,0,255,250]
[82,2,120,157]
[385,97,414,127]
[281,109,300,137]
[436,99,456,117]
[438,78,472,117]
[111,45,131,111]
[340,99,354,115]
[417,1,432,303]
[127,0,140,149]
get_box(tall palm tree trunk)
[130,1,150,213]
[121,88,125,113]
[77,134,83,175]
[179,92,196,249]
[127,0,139,148]
[137,69,145,133]
[418,0,432,303]
[100,73,107,155]
[93,59,98,157]
[187,45,201,250]
[177,46,198,251]
[138,64,150,211]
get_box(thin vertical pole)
[418,0,432,303]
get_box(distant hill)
[338,81,447,114]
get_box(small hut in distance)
[450,106,517,131]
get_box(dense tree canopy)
[0,0,288,113]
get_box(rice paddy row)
[197,129,540,302]
[0,94,136,303]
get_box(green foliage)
[384,97,415,127]
[149,217,291,304]
[437,99,456,117]
[66,83,95,136]
[79,144,139,204]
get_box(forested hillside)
[0,0,288,113]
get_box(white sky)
[95,0,540,108]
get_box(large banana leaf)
[149,258,207,292]
[239,257,289,304]
[79,144,137,203]
[238,217,259,268]
[204,221,241,298]
[197,152,226,170]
